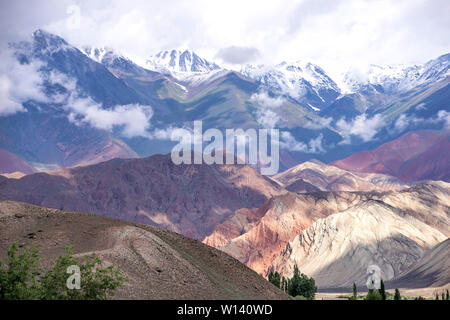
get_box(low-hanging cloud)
[303,117,332,130]
[280,131,325,153]
[66,97,153,138]
[250,91,284,128]
[336,114,384,144]
[35,66,154,138]
[394,109,450,132]
[0,49,49,116]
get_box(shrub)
[365,289,383,300]
[0,243,125,300]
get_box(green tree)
[435,293,439,300]
[446,289,449,300]
[352,282,357,300]
[441,291,445,300]
[287,265,317,300]
[40,246,125,300]
[378,279,386,300]
[0,243,41,299]
[0,243,125,300]
[268,271,281,289]
[365,289,382,300]
[394,288,401,300]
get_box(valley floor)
[316,285,450,300]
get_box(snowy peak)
[342,64,417,93]
[82,46,111,63]
[30,29,75,55]
[10,29,76,62]
[343,54,450,94]
[241,61,341,110]
[146,49,221,74]
[81,46,128,67]
[419,53,450,82]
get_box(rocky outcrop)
[270,200,447,289]
[206,181,450,289]
[273,159,407,192]
[205,191,369,274]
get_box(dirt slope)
[0,201,289,300]
[387,238,450,289]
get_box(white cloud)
[394,110,450,131]
[308,133,325,153]
[280,131,325,153]
[250,91,285,128]
[415,102,427,110]
[66,97,153,138]
[337,114,384,143]
[250,91,284,108]
[0,49,49,116]
[303,117,332,130]
[437,110,450,128]
[394,114,409,132]
[42,69,154,138]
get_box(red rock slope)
[331,130,450,182]
[0,154,284,240]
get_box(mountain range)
[1,29,449,174]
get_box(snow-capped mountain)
[241,61,341,110]
[10,29,75,61]
[144,49,225,83]
[82,46,112,64]
[81,46,137,69]
[342,64,423,94]
[342,54,450,94]
[419,53,450,83]
[146,49,220,74]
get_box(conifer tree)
[378,279,386,300]
[352,283,357,300]
[394,288,401,300]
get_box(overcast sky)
[1,0,449,78]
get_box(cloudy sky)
[1,0,449,78]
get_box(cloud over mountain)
[0,49,48,115]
